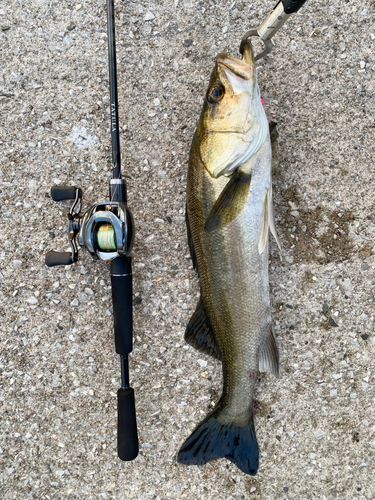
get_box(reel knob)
[51,186,79,202]
[45,251,73,267]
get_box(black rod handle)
[45,251,73,267]
[281,0,307,14]
[51,186,77,201]
[111,257,133,355]
[118,388,138,461]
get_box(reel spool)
[97,225,116,251]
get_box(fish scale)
[190,141,271,420]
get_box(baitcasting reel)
[45,179,134,268]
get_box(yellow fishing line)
[97,224,116,251]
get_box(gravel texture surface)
[1,0,375,498]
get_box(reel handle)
[46,186,82,266]
[51,186,78,201]
[117,388,138,461]
[45,251,73,267]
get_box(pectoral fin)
[185,298,221,360]
[205,169,251,231]
[269,189,282,252]
[258,327,280,377]
[258,187,282,254]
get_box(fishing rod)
[45,0,138,462]
[240,0,308,60]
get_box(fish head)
[197,41,268,178]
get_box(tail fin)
[177,405,259,475]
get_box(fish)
[177,41,281,476]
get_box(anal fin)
[258,327,280,377]
[185,298,221,360]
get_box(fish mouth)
[216,41,255,82]
[217,56,253,80]
[215,42,256,99]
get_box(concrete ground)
[1,0,374,498]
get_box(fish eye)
[208,85,225,103]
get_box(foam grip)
[51,186,77,201]
[117,388,139,461]
[111,273,133,355]
[281,0,307,14]
[45,251,73,267]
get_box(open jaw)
[217,57,253,81]
[216,40,255,77]
[217,57,254,96]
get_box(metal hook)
[239,30,275,61]
[239,0,289,61]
